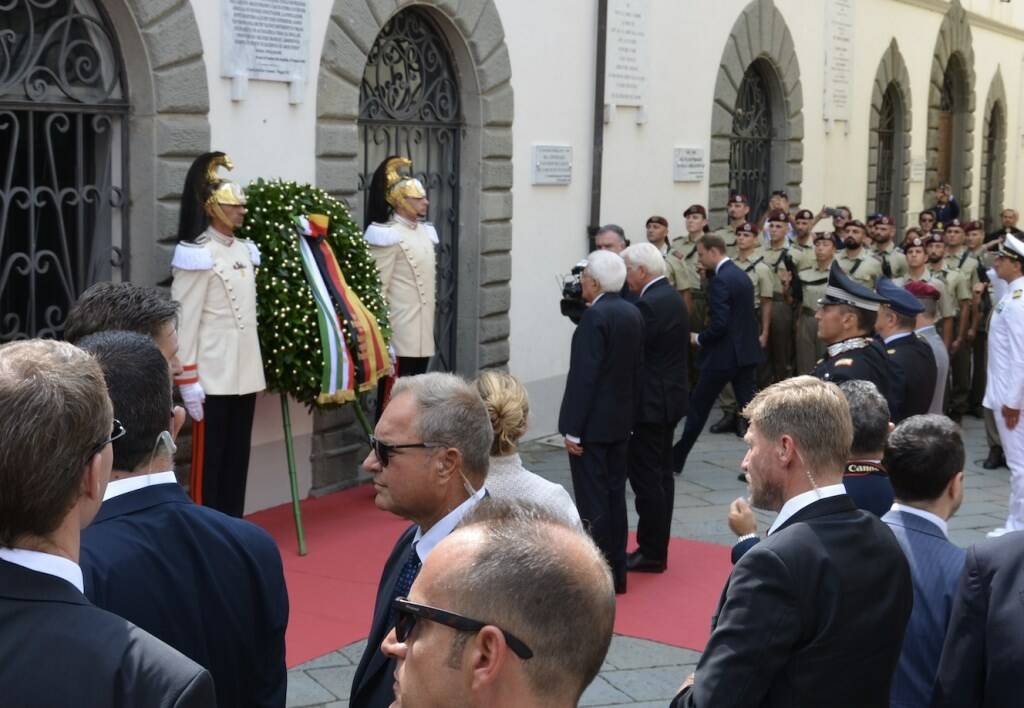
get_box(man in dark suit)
[672,229,763,474]
[932,530,1024,707]
[621,243,689,572]
[77,331,288,708]
[875,277,938,420]
[0,339,214,708]
[559,249,644,592]
[351,373,495,708]
[814,261,900,416]
[880,415,966,708]
[671,376,912,707]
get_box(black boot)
[710,411,737,434]
[983,446,1006,470]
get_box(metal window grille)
[730,65,773,221]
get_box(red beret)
[903,280,941,300]
[728,193,748,205]
[795,209,815,220]
[646,215,669,227]
[767,208,789,223]
[735,222,755,235]
[683,205,707,218]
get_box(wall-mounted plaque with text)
[222,0,311,82]
[532,145,573,186]
[605,0,649,107]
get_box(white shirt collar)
[591,292,606,306]
[0,547,84,594]
[915,324,936,336]
[715,256,731,274]
[890,502,949,538]
[413,485,487,563]
[767,483,847,536]
[883,331,912,345]
[641,275,667,297]
[103,470,179,501]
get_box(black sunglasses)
[368,435,443,467]
[392,597,533,659]
[87,418,126,460]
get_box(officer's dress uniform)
[794,260,832,375]
[836,248,883,290]
[814,337,894,408]
[365,214,438,374]
[984,274,1024,532]
[172,227,266,517]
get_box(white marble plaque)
[911,157,926,182]
[605,0,649,107]
[673,148,705,183]
[222,0,311,82]
[823,0,854,122]
[532,145,573,186]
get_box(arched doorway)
[0,0,128,341]
[937,54,968,195]
[358,8,462,373]
[873,85,904,224]
[729,61,781,221]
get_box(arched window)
[359,9,462,372]
[874,84,903,225]
[730,61,779,220]
[937,54,968,195]
[982,101,1005,228]
[0,0,128,341]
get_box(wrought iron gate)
[982,103,1002,227]
[0,0,128,342]
[874,86,898,220]
[730,64,773,221]
[358,8,462,372]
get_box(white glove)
[179,382,206,422]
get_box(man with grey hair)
[0,340,215,707]
[382,498,616,708]
[672,376,912,707]
[594,224,627,253]
[351,372,494,708]
[621,242,688,572]
[559,249,644,593]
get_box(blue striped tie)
[392,545,421,603]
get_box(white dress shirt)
[0,547,84,593]
[102,470,178,501]
[890,502,949,538]
[413,485,487,563]
[883,331,912,345]
[767,483,848,536]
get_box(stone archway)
[311,0,514,491]
[924,0,975,215]
[980,68,1008,228]
[103,0,211,286]
[866,40,912,230]
[709,0,804,226]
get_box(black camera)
[560,260,588,324]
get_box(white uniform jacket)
[984,275,1024,412]
[364,217,438,358]
[171,227,267,396]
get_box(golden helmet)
[384,157,426,211]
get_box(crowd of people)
[3,177,1024,708]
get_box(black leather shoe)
[614,575,627,594]
[735,417,749,438]
[672,446,687,475]
[709,412,737,434]
[626,552,667,573]
[983,446,1007,470]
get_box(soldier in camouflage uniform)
[790,232,838,375]
[835,219,883,290]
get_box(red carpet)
[247,487,732,668]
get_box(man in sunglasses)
[382,498,616,708]
[351,372,494,708]
[0,339,215,707]
[78,331,288,708]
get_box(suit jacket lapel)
[0,559,89,606]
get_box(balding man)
[350,373,495,708]
[559,249,644,593]
[382,499,615,708]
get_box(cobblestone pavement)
[286,411,1009,707]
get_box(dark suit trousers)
[571,440,629,582]
[203,393,256,518]
[674,365,757,468]
[628,422,675,561]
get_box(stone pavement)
[285,411,1010,707]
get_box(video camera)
[559,260,589,324]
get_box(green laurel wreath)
[238,178,390,408]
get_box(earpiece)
[157,430,178,456]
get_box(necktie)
[392,545,421,603]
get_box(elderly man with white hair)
[619,243,689,572]
[558,249,644,593]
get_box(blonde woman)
[476,371,581,527]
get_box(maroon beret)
[683,204,707,218]
[646,215,669,227]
